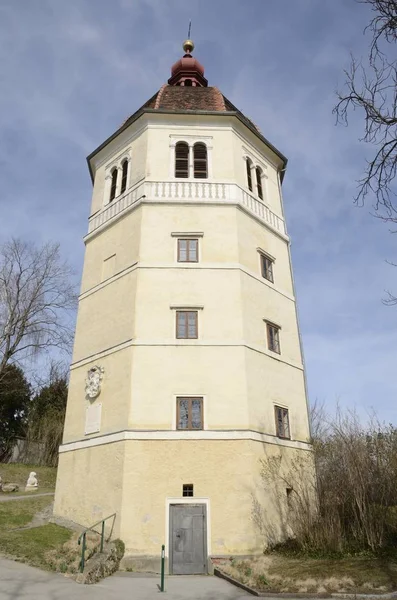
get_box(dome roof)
[171,54,205,78]
[167,39,208,87]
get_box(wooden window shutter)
[110,168,118,202]
[177,397,203,430]
[193,143,207,179]
[120,160,128,194]
[256,167,263,200]
[246,159,253,191]
[275,406,290,439]
[266,323,281,354]
[178,239,198,262]
[175,142,189,178]
[261,255,274,283]
[176,311,198,339]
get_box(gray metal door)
[169,504,207,575]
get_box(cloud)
[1,0,395,420]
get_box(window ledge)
[170,305,204,310]
[263,319,282,329]
[257,247,276,261]
[171,232,204,237]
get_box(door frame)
[165,497,211,574]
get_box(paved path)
[0,558,258,599]
[0,492,54,503]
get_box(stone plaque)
[85,403,102,435]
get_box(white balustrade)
[88,182,145,233]
[88,181,286,236]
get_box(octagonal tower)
[54,40,312,573]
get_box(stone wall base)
[119,554,164,574]
[119,554,229,575]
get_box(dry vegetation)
[225,405,397,594]
[259,405,397,556]
[219,554,397,594]
[46,531,101,574]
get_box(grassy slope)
[220,554,397,594]
[0,463,57,488]
[0,495,72,570]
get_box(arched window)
[175,142,189,178]
[193,143,207,179]
[256,166,263,200]
[110,168,118,202]
[246,158,253,192]
[184,79,192,86]
[120,159,128,194]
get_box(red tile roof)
[131,85,261,134]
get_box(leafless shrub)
[259,405,397,554]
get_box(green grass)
[0,494,72,570]
[0,463,57,489]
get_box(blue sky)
[1,0,396,420]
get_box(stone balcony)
[87,180,287,239]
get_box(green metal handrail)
[78,513,116,573]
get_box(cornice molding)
[59,428,313,454]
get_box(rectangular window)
[177,397,203,430]
[176,311,198,339]
[178,239,198,262]
[183,484,194,497]
[275,406,290,439]
[260,254,274,283]
[266,322,281,353]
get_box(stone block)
[2,484,19,493]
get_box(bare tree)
[334,0,397,215]
[0,239,77,382]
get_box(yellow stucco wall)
[81,206,142,293]
[54,439,314,557]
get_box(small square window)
[177,397,203,430]
[183,484,194,497]
[176,311,198,339]
[275,406,290,439]
[266,322,281,354]
[178,239,198,262]
[260,254,274,283]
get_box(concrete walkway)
[0,557,257,599]
[0,492,54,503]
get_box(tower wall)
[55,111,313,569]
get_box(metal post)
[100,520,105,553]
[160,544,165,592]
[80,533,86,573]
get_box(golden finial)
[183,21,194,54]
[183,39,194,53]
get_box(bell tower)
[54,39,312,572]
